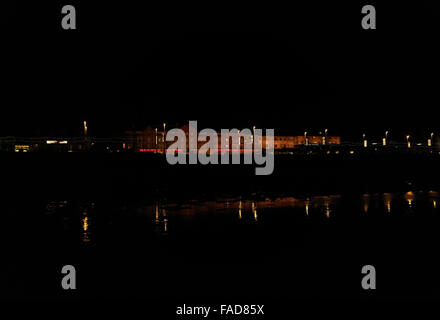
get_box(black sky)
[1,1,440,140]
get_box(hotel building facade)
[125,125,341,153]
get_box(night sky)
[1,1,440,140]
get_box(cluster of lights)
[362,131,435,148]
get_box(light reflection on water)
[81,209,91,244]
[383,193,393,213]
[80,202,95,245]
[154,202,168,235]
[30,191,440,300]
[43,191,440,240]
[149,194,340,236]
[360,190,440,214]
[404,191,416,208]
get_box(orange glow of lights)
[252,202,258,221]
[325,205,330,218]
[82,217,89,231]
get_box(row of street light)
[361,131,435,148]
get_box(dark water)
[2,189,440,300]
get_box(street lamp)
[162,123,167,153]
[406,135,411,148]
[363,133,367,148]
[155,128,158,153]
[383,131,389,146]
[429,132,434,147]
[324,128,328,145]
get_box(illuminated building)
[14,145,30,152]
[125,125,341,153]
